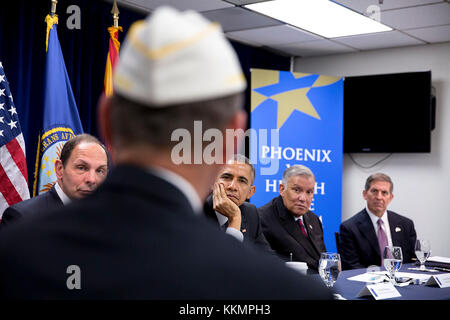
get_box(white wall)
[294,42,450,257]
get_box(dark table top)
[310,263,450,300]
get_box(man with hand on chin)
[204,155,271,253]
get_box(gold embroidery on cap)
[129,22,220,60]
[225,73,246,85]
[114,73,132,90]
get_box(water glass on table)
[318,252,341,288]
[383,246,403,283]
[415,239,431,271]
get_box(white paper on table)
[427,256,450,264]
[347,272,388,283]
[357,282,401,300]
[425,274,450,288]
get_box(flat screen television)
[343,71,432,153]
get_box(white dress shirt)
[54,182,70,205]
[365,205,393,247]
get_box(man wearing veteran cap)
[0,7,332,300]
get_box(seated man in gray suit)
[339,173,417,270]
[259,165,327,270]
[0,134,109,228]
[203,154,272,254]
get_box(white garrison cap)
[113,6,246,107]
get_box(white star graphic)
[0,103,4,110]
[9,94,13,102]
[0,61,3,69]
[0,88,5,96]
[0,129,3,137]
[0,116,4,123]
[7,119,17,130]
[0,74,5,83]
[8,106,17,116]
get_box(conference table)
[309,263,450,300]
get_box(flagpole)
[112,0,120,28]
[50,0,58,17]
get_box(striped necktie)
[298,218,308,238]
[377,219,388,264]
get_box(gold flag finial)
[111,0,120,28]
[50,0,58,16]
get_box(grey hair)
[227,154,255,185]
[282,165,315,186]
[365,173,394,193]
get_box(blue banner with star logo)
[250,68,343,252]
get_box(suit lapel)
[302,212,321,255]
[240,207,248,234]
[388,211,402,246]
[275,197,318,259]
[49,185,64,207]
[357,209,381,256]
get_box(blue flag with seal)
[250,68,343,252]
[33,14,83,196]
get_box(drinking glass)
[383,246,403,282]
[415,239,431,271]
[318,252,341,288]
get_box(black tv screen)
[344,71,432,153]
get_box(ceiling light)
[244,0,392,38]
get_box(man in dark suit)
[259,165,327,270]
[0,134,108,228]
[339,173,417,270]
[0,7,332,300]
[203,155,272,253]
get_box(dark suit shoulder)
[387,210,414,225]
[305,210,322,222]
[240,201,257,216]
[341,209,367,227]
[240,201,256,210]
[257,197,277,217]
[1,189,60,225]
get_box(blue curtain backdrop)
[0,0,290,194]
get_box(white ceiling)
[114,0,450,57]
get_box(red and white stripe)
[0,133,30,218]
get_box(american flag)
[0,60,30,218]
